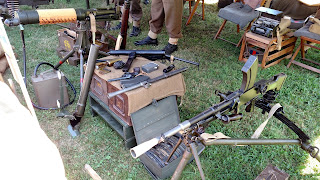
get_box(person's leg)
[130,0,143,36]
[135,0,164,45]
[162,0,183,54]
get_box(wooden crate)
[239,32,297,69]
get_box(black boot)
[130,26,141,37]
[143,0,149,4]
[134,36,158,46]
[163,43,178,55]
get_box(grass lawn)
[3,0,320,179]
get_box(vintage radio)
[251,16,279,38]
[250,7,283,38]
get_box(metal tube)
[107,81,147,98]
[190,143,205,180]
[166,138,182,163]
[171,148,192,180]
[204,139,301,146]
[74,44,99,117]
[80,52,84,88]
[19,25,27,86]
[53,49,75,69]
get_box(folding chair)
[214,0,266,47]
[185,0,205,26]
[286,2,320,73]
[287,19,320,73]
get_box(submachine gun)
[130,56,320,179]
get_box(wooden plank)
[85,164,102,180]
[292,60,320,74]
[269,37,297,52]
[246,32,272,45]
[267,45,294,62]
[287,45,301,68]
[264,56,286,68]
[302,58,320,66]
[246,38,268,49]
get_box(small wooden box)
[239,32,297,68]
[90,73,108,106]
[56,28,80,66]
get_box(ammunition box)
[31,69,69,108]
[131,96,205,179]
[89,71,132,125]
[56,28,80,66]
[107,82,131,126]
[90,73,108,106]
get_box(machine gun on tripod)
[130,56,320,179]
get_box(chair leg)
[236,23,252,47]
[186,0,201,26]
[301,38,305,59]
[202,0,205,20]
[237,25,240,33]
[239,35,247,61]
[189,1,192,14]
[287,45,301,68]
[214,20,227,40]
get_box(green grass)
[4,0,320,179]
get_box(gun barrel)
[108,50,165,56]
[130,97,235,158]
[107,50,199,66]
[4,8,119,26]
[165,55,199,66]
[107,81,147,98]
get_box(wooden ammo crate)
[89,71,132,126]
[56,28,80,66]
[107,82,131,126]
[239,32,297,69]
[90,73,108,106]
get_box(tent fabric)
[271,0,318,20]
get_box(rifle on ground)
[129,56,320,179]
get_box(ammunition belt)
[145,135,186,168]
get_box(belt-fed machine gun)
[4,4,123,90]
[130,56,320,179]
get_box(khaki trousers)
[149,0,183,38]
[131,0,142,22]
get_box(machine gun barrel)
[107,50,199,66]
[4,8,120,26]
[130,95,237,158]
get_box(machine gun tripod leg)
[171,138,205,180]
